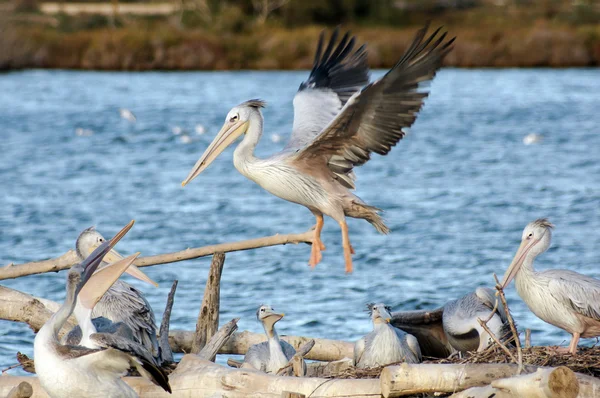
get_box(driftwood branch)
[277,339,315,376]
[197,318,239,361]
[158,280,178,364]
[477,317,517,363]
[192,253,225,357]
[0,285,353,362]
[0,229,313,281]
[450,366,579,398]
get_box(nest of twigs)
[327,345,600,380]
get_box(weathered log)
[380,363,539,397]
[7,381,33,398]
[191,253,225,356]
[157,280,178,364]
[0,286,76,337]
[170,329,353,361]
[0,230,313,280]
[282,392,306,398]
[451,366,579,398]
[277,339,314,376]
[196,318,239,361]
[306,358,353,378]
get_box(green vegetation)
[1,0,600,70]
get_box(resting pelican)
[241,305,299,375]
[34,221,171,397]
[391,288,511,357]
[75,226,160,360]
[354,303,421,368]
[501,219,600,355]
[182,25,455,273]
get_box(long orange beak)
[181,120,248,186]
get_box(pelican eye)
[230,115,239,123]
[527,233,533,238]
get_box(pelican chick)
[501,218,600,354]
[75,226,161,360]
[34,221,171,397]
[354,303,421,368]
[241,305,299,375]
[391,288,511,357]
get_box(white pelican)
[354,303,421,368]
[182,25,455,273]
[75,226,161,360]
[501,218,600,354]
[120,108,137,123]
[241,305,299,375]
[391,288,511,357]
[34,221,171,397]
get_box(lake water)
[1,69,599,372]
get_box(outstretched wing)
[293,25,454,188]
[90,333,171,393]
[391,307,452,358]
[286,28,369,150]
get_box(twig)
[1,363,23,374]
[0,229,313,281]
[525,329,531,349]
[494,273,523,374]
[227,358,243,368]
[477,317,517,363]
[158,280,178,364]
[276,339,315,376]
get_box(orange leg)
[339,220,354,273]
[309,215,325,268]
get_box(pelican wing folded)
[287,28,370,150]
[545,270,600,321]
[294,25,454,189]
[391,307,452,358]
[90,332,171,393]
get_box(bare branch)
[158,280,178,364]
[0,229,313,281]
[494,273,523,374]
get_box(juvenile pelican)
[391,288,511,357]
[241,305,299,375]
[76,226,160,359]
[501,218,600,355]
[354,303,421,368]
[182,25,454,273]
[34,221,171,397]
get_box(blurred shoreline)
[2,1,599,71]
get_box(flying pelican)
[501,219,600,355]
[391,288,511,357]
[241,305,300,375]
[34,221,172,397]
[75,226,161,360]
[354,303,421,368]
[120,108,137,123]
[182,25,455,273]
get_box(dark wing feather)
[295,25,454,176]
[390,307,453,358]
[90,333,171,393]
[286,28,370,149]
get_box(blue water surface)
[0,69,599,371]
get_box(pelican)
[75,226,161,360]
[120,108,137,123]
[354,303,421,368]
[182,25,454,273]
[501,218,600,355]
[391,288,511,357]
[34,221,171,397]
[241,305,300,375]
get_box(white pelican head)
[368,303,392,324]
[501,218,554,289]
[181,99,265,186]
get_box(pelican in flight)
[34,221,171,397]
[501,219,600,354]
[242,305,300,375]
[75,226,161,361]
[354,303,421,368]
[391,288,511,357]
[182,25,454,272]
